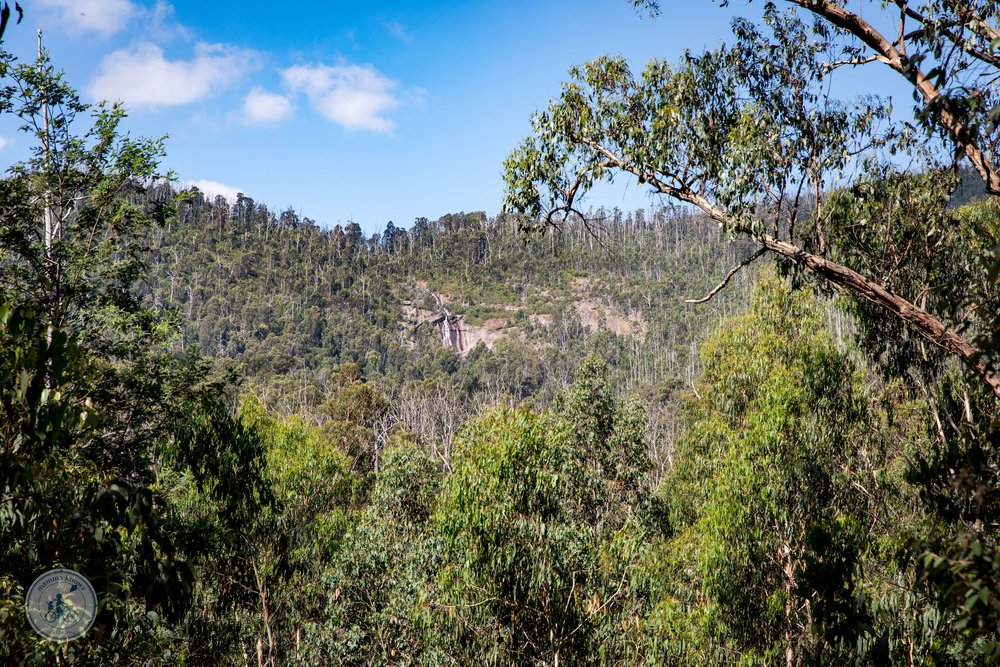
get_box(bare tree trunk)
[784,543,795,667]
[251,555,276,667]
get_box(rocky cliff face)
[400,281,646,357]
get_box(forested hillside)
[145,189,755,395]
[139,189,761,473]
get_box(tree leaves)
[0,2,23,43]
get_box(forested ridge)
[140,186,758,463]
[3,1,1000,666]
[145,187,754,391]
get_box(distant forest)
[140,189,766,473]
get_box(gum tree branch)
[789,0,1000,195]
[684,247,766,304]
[571,134,1000,398]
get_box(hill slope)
[144,189,759,409]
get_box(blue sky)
[0,1,910,234]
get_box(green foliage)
[652,275,870,663]
[0,49,170,330]
[434,408,583,664]
[553,355,650,533]
[824,171,1000,660]
[140,185,756,420]
[4,9,999,664]
[429,359,654,665]
[501,0,999,403]
[165,401,353,666]
[827,170,1000,391]
[320,371,390,472]
[0,48,271,665]
[298,436,443,666]
[502,7,889,239]
[499,4,1000,660]
[0,299,260,664]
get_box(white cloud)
[148,1,193,42]
[88,42,259,109]
[0,137,9,151]
[243,87,293,124]
[382,20,412,43]
[39,0,137,37]
[185,180,243,203]
[283,63,400,133]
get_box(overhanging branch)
[789,0,1000,196]
[569,135,1000,398]
[685,247,766,304]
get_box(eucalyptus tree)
[432,357,652,665]
[646,273,989,665]
[0,49,270,664]
[503,2,1000,658]
[666,276,864,663]
[503,2,1000,399]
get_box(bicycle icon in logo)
[43,592,82,627]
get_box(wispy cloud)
[382,20,412,43]
[148,1,193,42]
[88,42,259,109]
[0,137,9,151]
[283,63,401,133]
[185,179,243,202]
[243,87,293,124]
[38,0,137,37]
